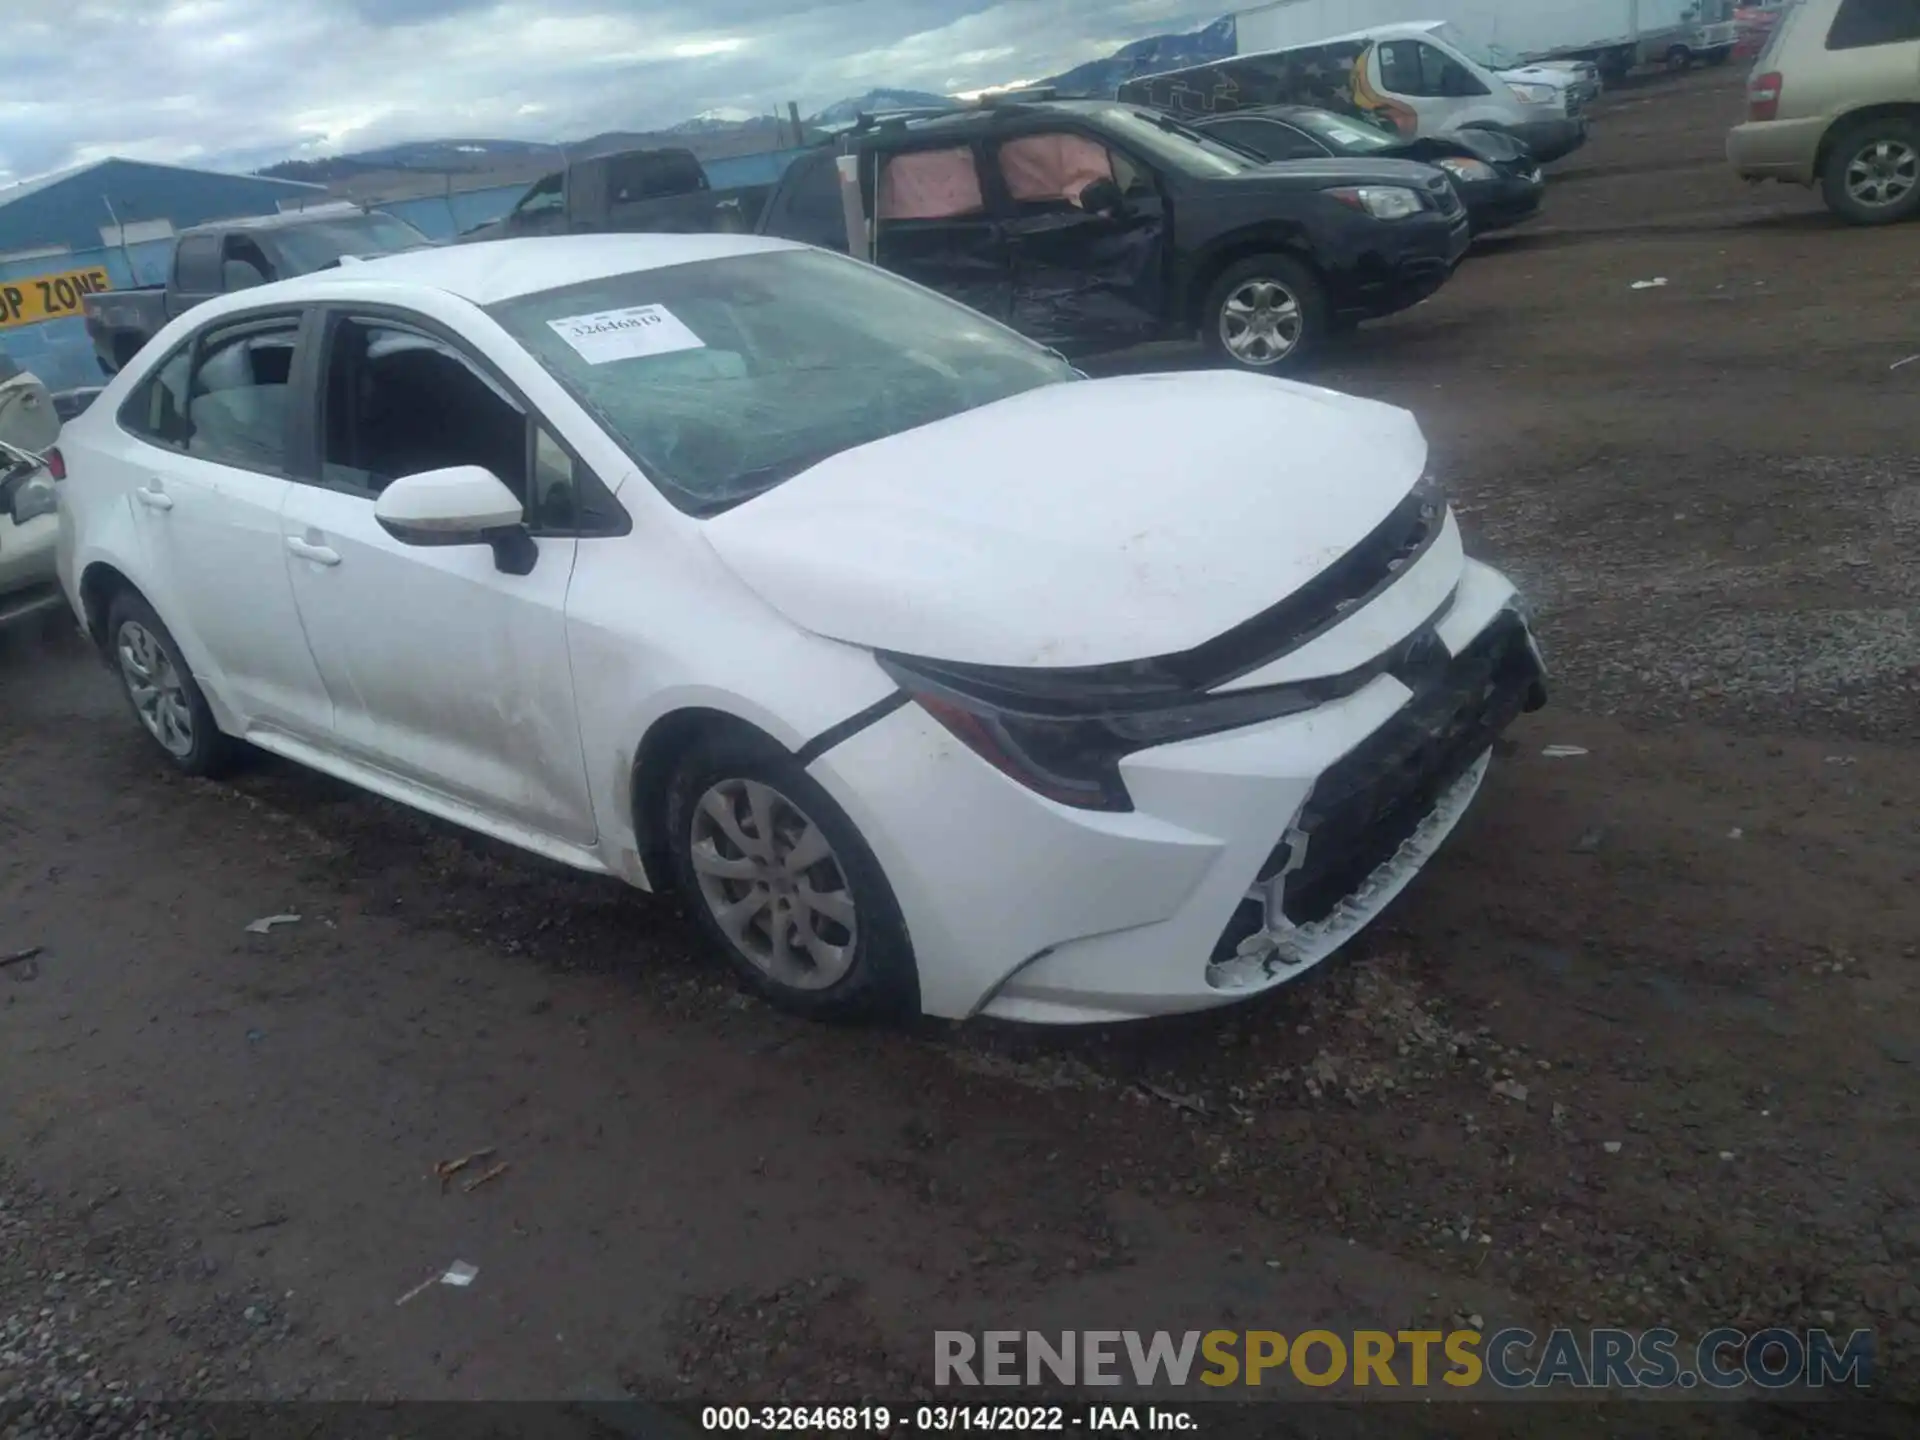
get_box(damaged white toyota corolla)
[56,234,1545,1023]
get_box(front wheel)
[665,732,918,1020]
[1821,118,1920,227]
[1201,254,1329,373]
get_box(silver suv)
[1727,0,1920,224]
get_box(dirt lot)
[3,67,1918,1432]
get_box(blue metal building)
[0,159,325,390]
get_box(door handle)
[286,537,341,566]
[134,485,173,511]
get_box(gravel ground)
[2,65,1918,1430]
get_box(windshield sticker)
[547,304,705,365]
[1325,127,1369,146]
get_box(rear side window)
[876,147,985,219]
[117,344,195,450]
[173,234,222,294]
[183,317,300,474]
[606,151,707,201]
[1827,0,1920,48]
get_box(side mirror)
[374,465,538,575]
[1077,177,1125,217]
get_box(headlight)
[9,474,56,526]
[1329,185,1423,220]
[1437,157,1498,183]
[1507,82,1558,105]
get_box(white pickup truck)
[0,355,65,630]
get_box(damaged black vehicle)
[754,96,1471,371]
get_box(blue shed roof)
[0,158,325,255]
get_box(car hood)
[700,371,1429,669]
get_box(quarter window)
[117,343,195,450]
[182,318,300,473]
[1827,0,1920,48]
[173,234,222,295]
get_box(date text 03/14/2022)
[699,1405,1197,1432]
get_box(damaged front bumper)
[808,550,1548,1024]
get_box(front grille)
[1280,612,1542,925]
[1428,176,1464,217]
[1165,481,1444,689]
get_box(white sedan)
[55,233,1546,1024]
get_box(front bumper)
[1462,173,1545,233]
[1332,212,1471,319]
[1511,117,1588,165]
[808,552,1544,1023]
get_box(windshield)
[489,247,1077,516]
[1092,107,1261,177]
[1431,24,1517,71]
[275,214,431,271]
[1286,108,1402,153]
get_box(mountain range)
[256,15,1236,184]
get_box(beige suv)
[1727,0,1920,224]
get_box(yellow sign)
[0,265,114,330]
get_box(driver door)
[990,130,1166,355]
[279,310,597,845]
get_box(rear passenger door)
[118,310,335,738]
[989,129,1166,354]
[870,143,1012,323]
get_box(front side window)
[488,247,1077,516]
[998,132,1117,208]
[317,318,577,530]
[759,150,849,250]
[1828,0,1920,48]
[183,318,299,473]
[1380,40,1485,97]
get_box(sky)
[1,0,1229,185]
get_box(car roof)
[849,98,1134,145]
[181,205,395,236]
[260,233,805,307]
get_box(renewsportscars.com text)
[934,1327,1874,1393]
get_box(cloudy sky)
[3,0,1228,184]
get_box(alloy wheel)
[688,778,858,991]
[1220,279,1304,366]
[1845,139,1918,210]
[116,620,195,758]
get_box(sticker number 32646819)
[547,304,705,365]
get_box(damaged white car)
[55,234,1545,1023]
[1,355,68,630]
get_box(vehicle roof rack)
[849,106,964,133]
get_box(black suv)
[756,98,1470,370]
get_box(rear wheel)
[106,591,238,777]
[1202,254,1329,373]
[1821,118,1920,226]
[665,731,918,1020]
[1665,44,1694,73]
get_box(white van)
[1118,21,1590,161]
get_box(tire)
[105,590,239,777]
[665,730,918,1021]
[1820,118,1920,227]
[1201,253,1329,373]
[1665,45,1693,74]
